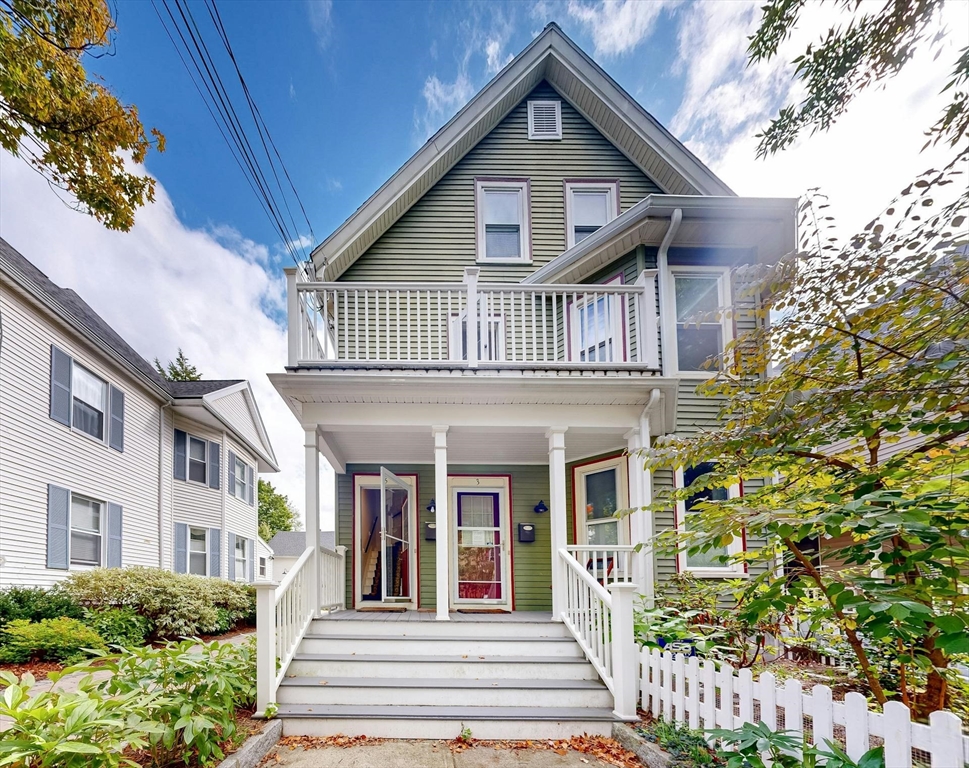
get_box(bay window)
[671,268,731,374]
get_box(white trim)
[474,179,531,264]
[233,535,250,583]
[574,455,629,546]
[564,180,619,249]
[230,453,251,501]
[568,275,625,364]
[448,311,506,362]
[70,361,109,444]
[188,526,209,577]
[185,433,209,486]
[664,265,733,378]
[448,476,511,608]
[352,473,419,609]
[673,466,745,577]
[69,492,104,567]
[527,99,562,140]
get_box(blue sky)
[1,0,965,523]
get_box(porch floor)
[317,610,555,623]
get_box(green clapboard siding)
[338,464,553,611]
[341,81,663,284]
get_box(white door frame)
[353,472,418,609]
[448,475,512,608]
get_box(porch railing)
[285,266,660,370]
[559,548,638,719]
[565,544,636,587]
[255,544,346,715]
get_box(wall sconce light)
[426,499,436,514]
[533,500,548,514]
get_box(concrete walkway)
[262,740,634,767]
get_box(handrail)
[296,280,645,294]
[364,514,379,553]
[273,545,313,606]
[563,549,614,605]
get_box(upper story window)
[575,455,628,547]
[228,449,255,506]
[565,181,619,249]
[50,345,124,450]
[173,429,221,490]
[233,454,249,500]
[527,100,562,140]
[670,268,731,375]
[188,435,208,484]
[675,463,744,576]
[474,178,531,263]
[72,364,107,440]
[70,494,103,566]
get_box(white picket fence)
[643,648,969,768]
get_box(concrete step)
[277,704,617,739]
[287,653,600,680]
[277,676,613,708]
[297,634,582,657]
[308,615,566,639]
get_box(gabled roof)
[167,380,244,397]
[314,23,734,281]
[268,530,337,557]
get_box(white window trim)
[663,265,734,378]
[574,455,629,546]
[564,180,620,249]
[474,178,532,264]
[184,433,209,486]
[448,475,511,607]
[231,455,250,500]
[567,275,626,363]
[674,466,746,578]
[69,492,104,567]
[448,311,506,362]
[527,100,562,140]
[71,363,108,445]
[188,526,209,577]
[234,537,249,583]
[258,556,268,579]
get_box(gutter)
[171,396,280,472]
[158,402,171,568]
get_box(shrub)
[708,722,885,768]
[637,718,719,766]
[0,617,106,664]
[83,607,151,648]
[0,585,83,629]
[63,567,255,639]
[0,671,157,768]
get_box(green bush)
[0,617,106,664]
[63,567,255,639]
[0,585,83,629]
[83,607,151,648]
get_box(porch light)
[426,499,436,513]
[534,500,548,514]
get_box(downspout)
[639,387,662,607]
[657,209,682,377]
[158,402,171,568]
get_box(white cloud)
[416,72,476,140]
[567,0,679,57]
[325,176,343,193]
[485,38,512,75]
[307,0,334,52]
[0,154,336,531]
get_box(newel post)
[464,267,480,368]
[254,581,278,717]
[609,581,639,720]
[336,545,348,610]
[285,267,299,367]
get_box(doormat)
[357,606,407,613]
[456,609,511,614]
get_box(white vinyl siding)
[474,179,531,263]
[224,436,260,574]
[207,389,265,456]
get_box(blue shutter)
[174,430,187,481]
[248,539,255,583]
[209,528,221,578]
[106,503,123,567]
[174,523,187,573]
[227,451,236,497]
[46,484,70,569]
[208,442,221,490]
[247,465,255,506]
[108,386,125,452]
[50,346,72,426]
[227,532,236,581]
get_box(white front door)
[450,479,511,607]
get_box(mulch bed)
[124,708,261,768]
[0,660,63,681]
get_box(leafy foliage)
[749,0,967,154]
[0,671,156,768]
[63,567,254,639]
[0,0,164,230]
[0,617,105,664]
[82,607,151,648]
[709,722,884,768]
[0,585,83,629]
[637,718,720,766]
[258,479,300,541]
[153,348,201,381]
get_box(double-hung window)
[232,455,249,500]
[675,463,744,576]
[70,494,103,566]
[475,178,530,263]
[565,181,619,249]
[670,268,731,374]
[575,456,628,547]
[188,527,208,575]
[234,537,249,582]
[258,556,268,579]
[72,364,107,441]
[188,436,208,484]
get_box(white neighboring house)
[0,238,280,587]
[267,530,335,577]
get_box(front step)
[298,634,582,657]
[307,615,567,639]
[287,653,599,680]
[277,704,617,739]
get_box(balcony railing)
[286,266,659,370]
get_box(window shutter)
[174,522,187,573]
[46,484,70,569]
[106,502,123,567]
[108,386,125,452]
[248,539,255,583]
[209,527,221,578]
[50,346,73,426]
[174,430,187,481]
[228,451,236,495]
[247,465,255,506]
[208,442,221,490]
[227,532,236,581]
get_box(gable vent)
[528,100,562,140]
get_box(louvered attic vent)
[527,100,562,140]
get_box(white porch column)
[547,427,568,621]
[305,427,321,615]
[626,421,655,606]
[433,426,450,621]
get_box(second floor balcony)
[285,267,660,373]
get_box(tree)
[258,480,300,542]
[154,349,201,381]
[0,0,164,231]
[749,0,968,155]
